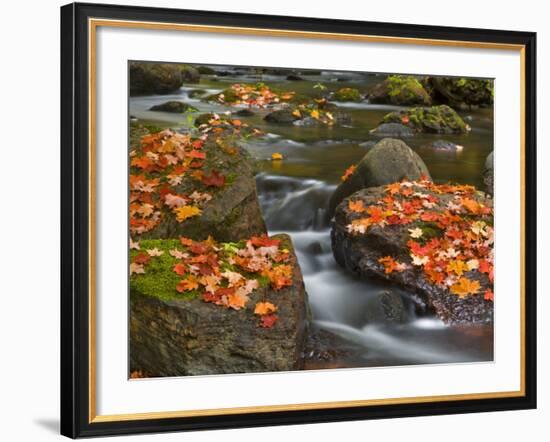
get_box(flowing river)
[130,67,494,369]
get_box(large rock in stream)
[379,105,470,134]
[368,75,432,106]
[130,126,266,242]
[424,77,494,109]
[331,182,494,325]
[130,235,309,376]
[130,62,184,95]
[327,138,431,218]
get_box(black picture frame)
[61,2,537,438]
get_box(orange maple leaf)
[254,302,278,316]
[450,277,481,298]
[348,200,366,213]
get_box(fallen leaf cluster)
[130,235,294,328]
[211,83,295,107]
[346,177,494,300]
[130,129,229,236]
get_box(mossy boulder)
[130,126,266,242]
[180,65,200,83]
[130,235,309,376]
[425,77,493,109]
[331,185,494,324]
[129,62,183,95]
[149,101,197,113]
[327,138,431,218]
[381,105,470,134]
[332,87,362,102]
[368,75,432,106]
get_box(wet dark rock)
[286,74,304,81]
[234,108,255,117]
[364,291,407,324]
[264,109,301,124]
[149,101,197,113]
[381,105,470,134]
[484,152,494,196]
[368,75,432,106]
[306,241,324,255]
[129,62,183,95]
[331,186,493,324]
[424,77,493,108]
[180,65,200,83]
[358,141,377,149]
[130,235,309,376]
[303,326,364,370]
[370,123,415,137]
[328,138,431,218]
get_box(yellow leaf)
[271,152,283,160]
[174,205,201,222]
[292,109,302,118]
[450,277,481,298]
[446,259,468,277]
[310,109,320,120]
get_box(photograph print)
[128,62,494,378]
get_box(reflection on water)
[129,69,494,368]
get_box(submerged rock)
[328,138,431,218]
[149,101,197,113]
[370,123,415,137]
[264,109,300,124]
[368,75,432,106]
[425,77,493,109]
[381,105,470,134]
[130,235,309,376]
[331,184,494,325]
[129,62,183,95]
[431,140,464,152]
[364,290,408,324]
[264,108,352,127]
[484,152,494,196]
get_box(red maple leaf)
[250,235,281,248]
[260,314,278,328]
[133,252,151,265]
[201,170,226,188]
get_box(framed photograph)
[60,2,537,438]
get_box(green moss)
[382,105,469,134]
[333,87,362,102]
[130,239,198,302]
[130,237,291,302]
[197,66,215,75]
[384,75,431,105]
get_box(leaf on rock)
[450,277,481,298]
[174,205,201,222]
[260,314,278,328]
[254,302,278,316]
[201,170,226,188]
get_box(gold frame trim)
[88,18,527,424]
